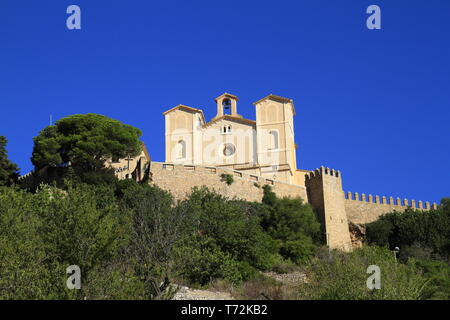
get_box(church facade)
[162,93,352,251]
[163,93,309,187]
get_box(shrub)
[173,187,278,285]
[220,173,234,185]
[298,246,430,300]
[365,218,394,247]
[0,184,131,299]
[365,205,450,259]
[260,185,321,263]
[410,259,450,300]
[173,237,244,285]
[280,235,317,264]
[120,182,188,299]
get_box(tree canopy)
[0,136,19,186]
[31,114,142,173]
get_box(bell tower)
[254,94,297,183]
[213,93,242,120]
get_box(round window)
[223,143,236,157]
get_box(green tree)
[365,204,450,259]
[31,114,142,178]
[119,181,188,299]
[261,185,321,263]
[0,136,19,186]
[0,183,134,299]
[173,187,278,285]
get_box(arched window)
[222,99,232,115]
[221,125,232,134]
[177,140,186,159]
[269,130,279,149]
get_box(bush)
[220,173,234,185]
[119,181,188,298]
[0,184,131,299]
[410,259,450,300]
[260,185,321,263]
[298,246,430,300]
[365,204,450,259]
[173,187,278,285]
[365,218,394,247]
[280,235,317,264]
[174,237,245,285]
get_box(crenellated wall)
[149,162,308,203]
[344,191,438,225]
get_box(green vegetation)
[173,187,279,285]
[260,185,322,264]
[364,200,450,299]
[299,246,429,300]
[2,171,447,299]
[1,115,448,300]
[31,114,142,185]
[0,136,19,186]
[0,178,324,299]
[220,173,234,185]
[365,202,450,259]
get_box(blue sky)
[1,0,449,203]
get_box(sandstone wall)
[305,167,352,251]
[344,192,438,225]
[150,162,308,203]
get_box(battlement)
[156,162,286,187]
[344,190,439,225]
[18,171,34,181]
[345,191,438,210]
[305,166,341,180]
[150,162,308,202]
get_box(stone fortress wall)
[150,161,308,203]
[149,161,439,251]
[344,191,439,225]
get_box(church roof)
[215,92,239,102]
[162,104,206,124]
[141,142,151,162]
[253,94,296,115]
[203,115,256,128]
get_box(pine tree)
[0,136,19,186]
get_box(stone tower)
[254,94,297,184]
[213,93,242,120]
[305,166,352,251]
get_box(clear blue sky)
[1,0,449,203]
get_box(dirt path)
[172,286,234,300]
[262,271,307,285]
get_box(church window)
[269,130,279,149]
[223,143,236,157]
[222,125,232,134]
